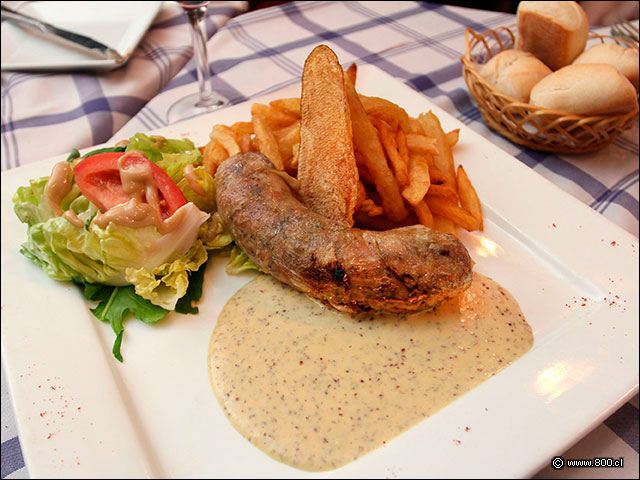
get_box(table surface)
[1,1,638,478]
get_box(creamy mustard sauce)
[45,162,84,227]
[208,273,533,471]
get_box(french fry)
[345,63,357,86]
[456,165,483,231]
[371,117,409,186]
[418,112,457,190]
[406,133,439,155]
[274,121,301,163]
[446,129,460,148]
[359,197,384,217]
[269,98,301,117]
[425,183,458,204]
[426,158,447,185]
[432,214,457,236]
[345,76,408,222]
[210,124,241,156]
[401,153,430,206]
[202,140,229,176]
[359,95,410,132]
[251,103,299,129]
[355,181,366,211]
[408,117,423,134]
[252,113,285,170]
[230,121,254,136]
[413,199,434,229]
[426,195,480,231]
[290,143,299,170]
[396,128,409,168]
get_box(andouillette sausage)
[215,152,473,313]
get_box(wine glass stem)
[185,5,215,107]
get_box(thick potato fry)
[298,45,360,226]
[413,199,434,229]
[426,158,447,185]
[269,98,301,117]
[251,103,299,129]
[406,133,439,156]
[252,113,285,170]
[371,117,409,186]
[231,121,254,136]
[345,76,408,222]
[345,62,357,86]
[274,121,301,163]
[359,197,384,217]
[401,153,430,206]
[290,143,299,170]
[432,214,457,236]
[202,139,229,176]
[418,112,457,190]
[408,117,423,134]
[359,95,410,132]
[446,129,460,148]
[210,124,241,156]
[425,183,458,204]
[426,195,480,231]
[456,165,483,231]
[396,128,409,167]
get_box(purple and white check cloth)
[1,1,638,478]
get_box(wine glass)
[167,1,232,123]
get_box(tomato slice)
[73,151,187,219]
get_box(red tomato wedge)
[73,151,187,219]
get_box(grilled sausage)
[215,152,473,313]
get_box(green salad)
[12,133,257,361]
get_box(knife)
[1,4,124,63]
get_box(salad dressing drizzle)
[45,162,84,228]
[91,152,190,234]
[183,164,207,197]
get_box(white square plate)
[1,65,638,478]
[1,1,162,72]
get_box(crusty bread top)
[573,43,639,91]
[479,49,552,102]
[516,1,589,70]
[529,63,638,115]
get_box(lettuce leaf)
[74,278,168,362]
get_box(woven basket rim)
[461,25,639,153]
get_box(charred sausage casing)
[215,152,473,313]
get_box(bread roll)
[573,43,639,92]
[529,63,638,115]
[479,49,552,102]
[517,1,589,70]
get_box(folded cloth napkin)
[0,1,248,172]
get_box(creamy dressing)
[208,273,533,471]
[183,164,207,197]
[44,162,84,228]
[44,151,200,234]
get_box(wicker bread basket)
[461,26,639,153]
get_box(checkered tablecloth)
[1,1,638,478]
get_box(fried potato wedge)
[418,112,457,190]
[345,76,408,222]
[252,113,285,170]
[457,164,483,231]
[297,45,360,226]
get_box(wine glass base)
[166,91,232,123]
